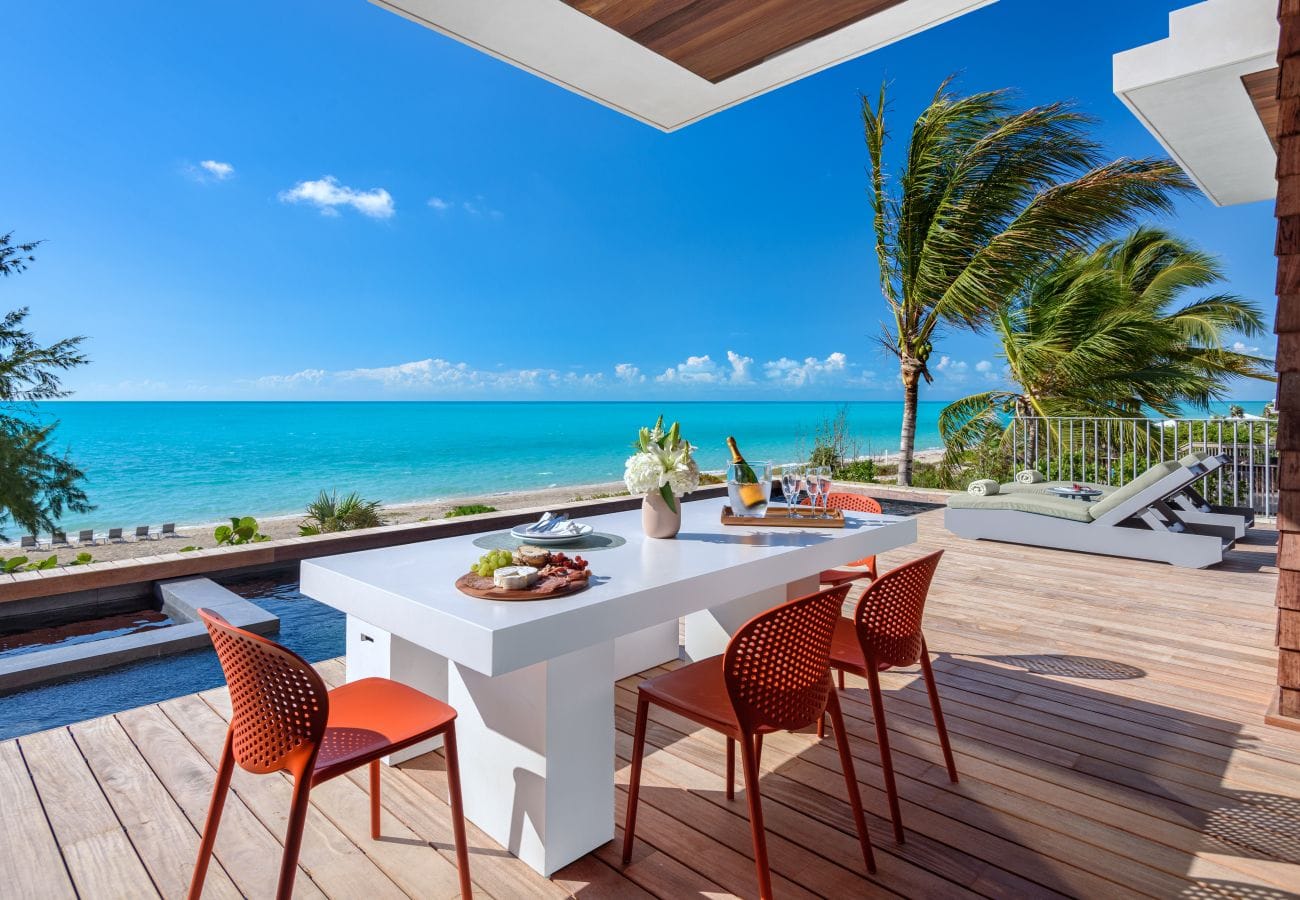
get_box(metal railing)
[1009,416,1277,517]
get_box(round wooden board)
[454,571,591,601]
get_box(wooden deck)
[3,508,1298,899]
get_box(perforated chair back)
[723,584,851,733]
[825,492,882,514]
[853,550,943,668]
[199,609,330,776]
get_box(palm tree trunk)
[899,365,920,486]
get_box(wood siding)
[1277,1,1300,722]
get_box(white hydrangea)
[624,452,663,495]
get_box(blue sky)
[0,0,1278,402]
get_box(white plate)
[509,522,594,544]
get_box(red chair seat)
[828,617,893,673]
[313,677,458,783]
[819,566,874,587]
[641,656,758,737]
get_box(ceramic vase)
[642,490,681,539]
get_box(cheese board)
[454,571,591,601]
[720,506,845,528]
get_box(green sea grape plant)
[861,78,1195,484]
[214,516,269,546]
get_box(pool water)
[0,576,344,741]
[1,609,173,659]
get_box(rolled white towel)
[1015,469,1045,484]
[967,479,1000,496]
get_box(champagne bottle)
[726,436,765,509]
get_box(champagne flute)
[816,467,833,517]
[782,467,800,513]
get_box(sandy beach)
[5,448,947,567]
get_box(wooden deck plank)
[19,727,160,899]
[161,692,409,900]
[115,703,329,900]
[3,509,1299,898]
[68,715,243,900]
[0,739,77,900]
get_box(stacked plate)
[509,513,593,545]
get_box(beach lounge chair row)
[17,523,177,549]
[945,452,1249,568]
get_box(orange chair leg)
[817,711,826,740]
[189,730,235,900]
[754,733,763,771]
[826,689,876,874]
[866,665,905,843]
[838,669,846,690]
[739,733,773,900]
[443,724,473,899]
[919,640,958,783]
[621,696,650,865]
[726,737,735,800]
[369,761,381,840]
[276,774,314,900]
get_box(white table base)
[342,572,822,876]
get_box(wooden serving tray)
[720,506,845,528]
[455,572,591,601]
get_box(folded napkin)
[967,479,1000,496]
[1015,469,1045,484]
[522,517,581,535]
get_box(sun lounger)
[77,529,94,545]
[946,460,1236,568]
[52,530,69,547]
[108,527,124,543]
[1000,453,1252,539]
[20,535,36,550]
[135,525,152,541]
[161,523,176,539]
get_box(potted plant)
[624,416,700,538]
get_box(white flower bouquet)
[623,415,701,513]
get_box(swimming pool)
[0,575,344,741]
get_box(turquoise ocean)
[30,400,1269,532]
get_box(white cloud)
[614,363,645,384]
[199,160,234,180]
[657,355,722,384]
[280,176,395,219]
[763,352,848,387]
[656,351,755,386]
[726,350,754,384]
[462,196,503,219]
[428,196,451,211]
[974,360,993,373]
[1231,341,1262,355]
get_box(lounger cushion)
[946,491,1094,522]
[1000,480,1117,498]
[1086,460,1182,521]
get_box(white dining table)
[299,497,917,875]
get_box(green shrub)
[68,552,92,566]
[214,516,269,546]
[300,490,385,536]
[444,504,498,518]
[834,459,877,483]
[697,472,725,485]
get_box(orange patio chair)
[820,550,957,844]
[806,491,882,585]
[189,609,472,900]
[622,584,874,899]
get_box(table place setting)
[509,511,595,544]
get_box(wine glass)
[816,467,833,517]
[781,466,801,514]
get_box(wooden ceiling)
[1242,67,1280,152]
[561,0,908,83]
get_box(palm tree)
[937,227,1273,466]
[862,79,1195,483]
[299,490,385,535]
